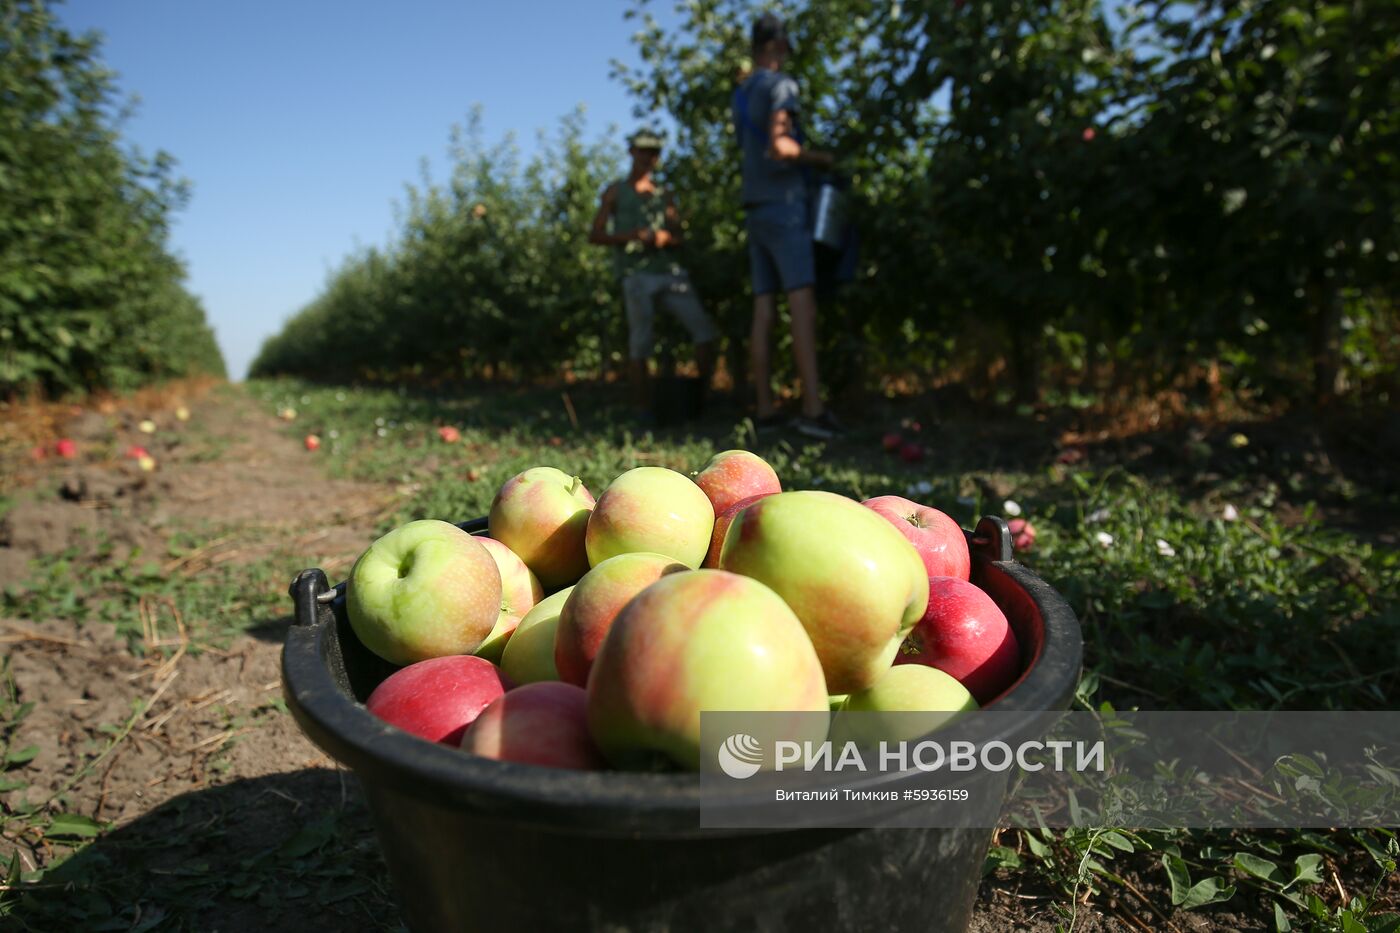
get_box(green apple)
[473,536,544,663]
[346,520,502,665]
[718,490,929,695]
[584,467,714,568]
[586,569,828,771]
[489,467,596,590]
[555,552,688,687]
[829,664,978,748]
[500,586,573,684]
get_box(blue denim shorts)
[745,198,814,296]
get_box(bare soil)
[0,386,399,930]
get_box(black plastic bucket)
[282,515,1082,932]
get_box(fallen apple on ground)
[718,491,928,695]
[586,570,828,770]
[585,467,714,569]
[1008,518,1036,552]
[55,439,77,459]
[896,576,1021,705]
[347,519,502,665]
[366,655,510,746]
[304,434,321,451]
[461,682,602,770]
[489,467,595,590]
[862,495,971,581]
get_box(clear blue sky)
[59,0,674,380]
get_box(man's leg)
[786,285,824,419]
[695,340,716,389]
[628,359,649,412]
[623,275,657,416]
[750,292,778,418]
[661,273,719,393]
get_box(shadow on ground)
[9,770,403,933]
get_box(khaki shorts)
[622,272,719,361]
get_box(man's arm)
[767,109,834,169]
[656,193,683,249]
[588,184,639,246]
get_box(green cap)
[629,129,664,150]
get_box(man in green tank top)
[589,130,718,422]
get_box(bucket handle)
[970,515,1013,564]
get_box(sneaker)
[792,411,845,440]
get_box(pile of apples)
[346,452,1021,772]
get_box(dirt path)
[0,386,404,930]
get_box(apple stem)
[569,475,581,495]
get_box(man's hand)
[636,228,675,249]
[767,109,837,171]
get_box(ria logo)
[717,733,764,779]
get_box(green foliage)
[618,0,1400,401]
[253,0,1398,402]
[0,0,224,397]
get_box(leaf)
[1235,852,1284,885]
[1164,852,1193,905]
[45,812,105,838]
[984,844,1022,874]
[1274,900,1291,932]
[1100,830,1135,853]
[1025,832,1052,859]
[277,813,336,859]
[1285,853,1324,889]
[3,745,38,766]
[1164,848,1237,910]
[1181,877,1236,910]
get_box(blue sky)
[59,0,675,380]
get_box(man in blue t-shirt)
[733,13,843,440]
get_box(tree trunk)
[1311,278,1344,405]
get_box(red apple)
[586,570,829,770]
[1008,518,1037,552]
[365,655,510,746]
[125,445,150,460]
[693,450,782,517]
[438,425,462,443]
[900,442,925,463]
[1082,127,1096,142]
[702,493,773,569]
[882,432,904,453]
[862,495,970,581]
[896,576,1021,705]
[55,438,77,459]
[304,434,321,451]
[554,551,688,686]
[461,682,602,770]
